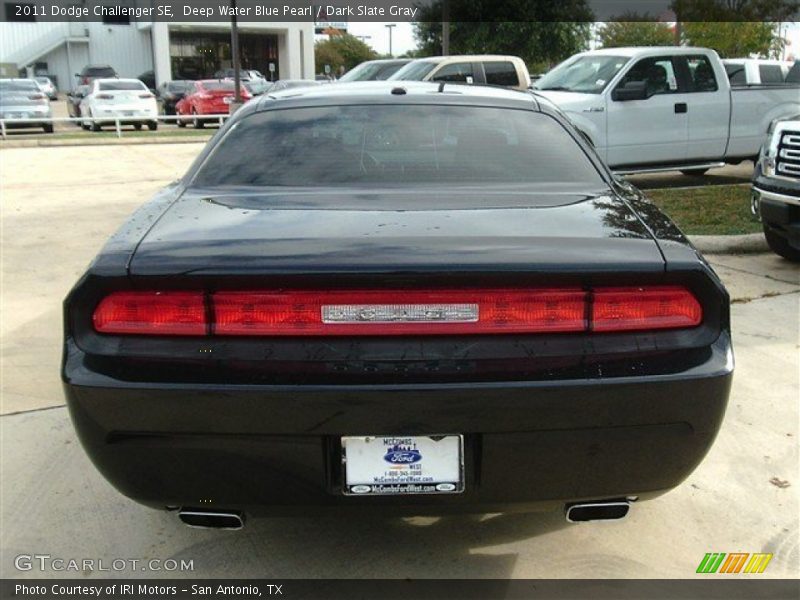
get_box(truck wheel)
[680,168,709,176]
[147,121,158,131]
[43,124,54,134]
[764,226,800,262]
[134,123,142,131]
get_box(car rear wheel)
[90,112,101,132]
[134,123,143,131]
[764,226,800,262]
[43,124,54,134]
[147,121,158,131]
[177,118,186,128]
[192,109,204,129]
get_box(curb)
[0,136,211,148]
[689,233,768,255]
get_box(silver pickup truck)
[534,47,800,175]
[752,115,800,261]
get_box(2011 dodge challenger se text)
[63,82,733,529]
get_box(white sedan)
[80,78,158,131]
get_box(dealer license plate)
[342,435,464,495]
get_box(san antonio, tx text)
[15,583,280,596]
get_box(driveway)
[1,144,797,579]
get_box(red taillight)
[93,291,206,335]
[91,287,703,336]
[592,286,702,332]
[212,289,587,336]
[96,93,114,100]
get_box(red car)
[176,80,251,128]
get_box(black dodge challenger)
[63,82,732,528]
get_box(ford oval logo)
[383,444,422,464]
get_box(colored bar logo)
[696,553,773,574]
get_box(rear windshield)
[203,81,236,91]
[86,67,116,77]
[99,81,146,91]
[193,105,602,187]
[0,80,39,92]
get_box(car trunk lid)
[129,186,665,276]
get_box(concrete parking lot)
[1,144,798,579]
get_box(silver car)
[34,76,58,100]
[0,79,53,133]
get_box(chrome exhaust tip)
[178,509,244,530]
[565,501,630,523]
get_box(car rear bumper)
[63,333,733,515]
[91,105,157,120]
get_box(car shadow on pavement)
[166,510,573,578]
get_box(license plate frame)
[341,435,464,496]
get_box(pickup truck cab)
[723,59,792,86]
[389,55,531,91]
[534,47,800,174]
[752,115,800,261]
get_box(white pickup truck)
[533,47,800,175]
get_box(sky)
[332,22,800,61]
[332,22,418,56]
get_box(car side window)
[431,63,474,84]
[686,55,718,92]
[725,63,746,86]
[619,57,679,97]
[759,64,784,85]
[484,61,520,87]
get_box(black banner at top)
[0,0,798,22]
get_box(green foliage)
[598,20,676,48]
[671,0,799,21]
[682,22,778,58]
[412,1,593,68]
[314,33,377,74]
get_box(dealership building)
[0,17,316,90]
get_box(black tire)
[177,119,186,128]
[43,124,54,134]
[192,110,204,129]
[764,226,800,262]
[90,113,101,132]
[147,121,158,131]
[680,168,709,176]
[134,123,143,131]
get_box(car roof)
[411,55,522,64]
[580,47,716,58]
[360,58,412,64]
[252,81,538,113]
[94,78,144,84]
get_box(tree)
[671,0,799,21]
[413,1,594,72]
[314,32,377,75]
[682,22,779,58]
[598,18,675,48]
